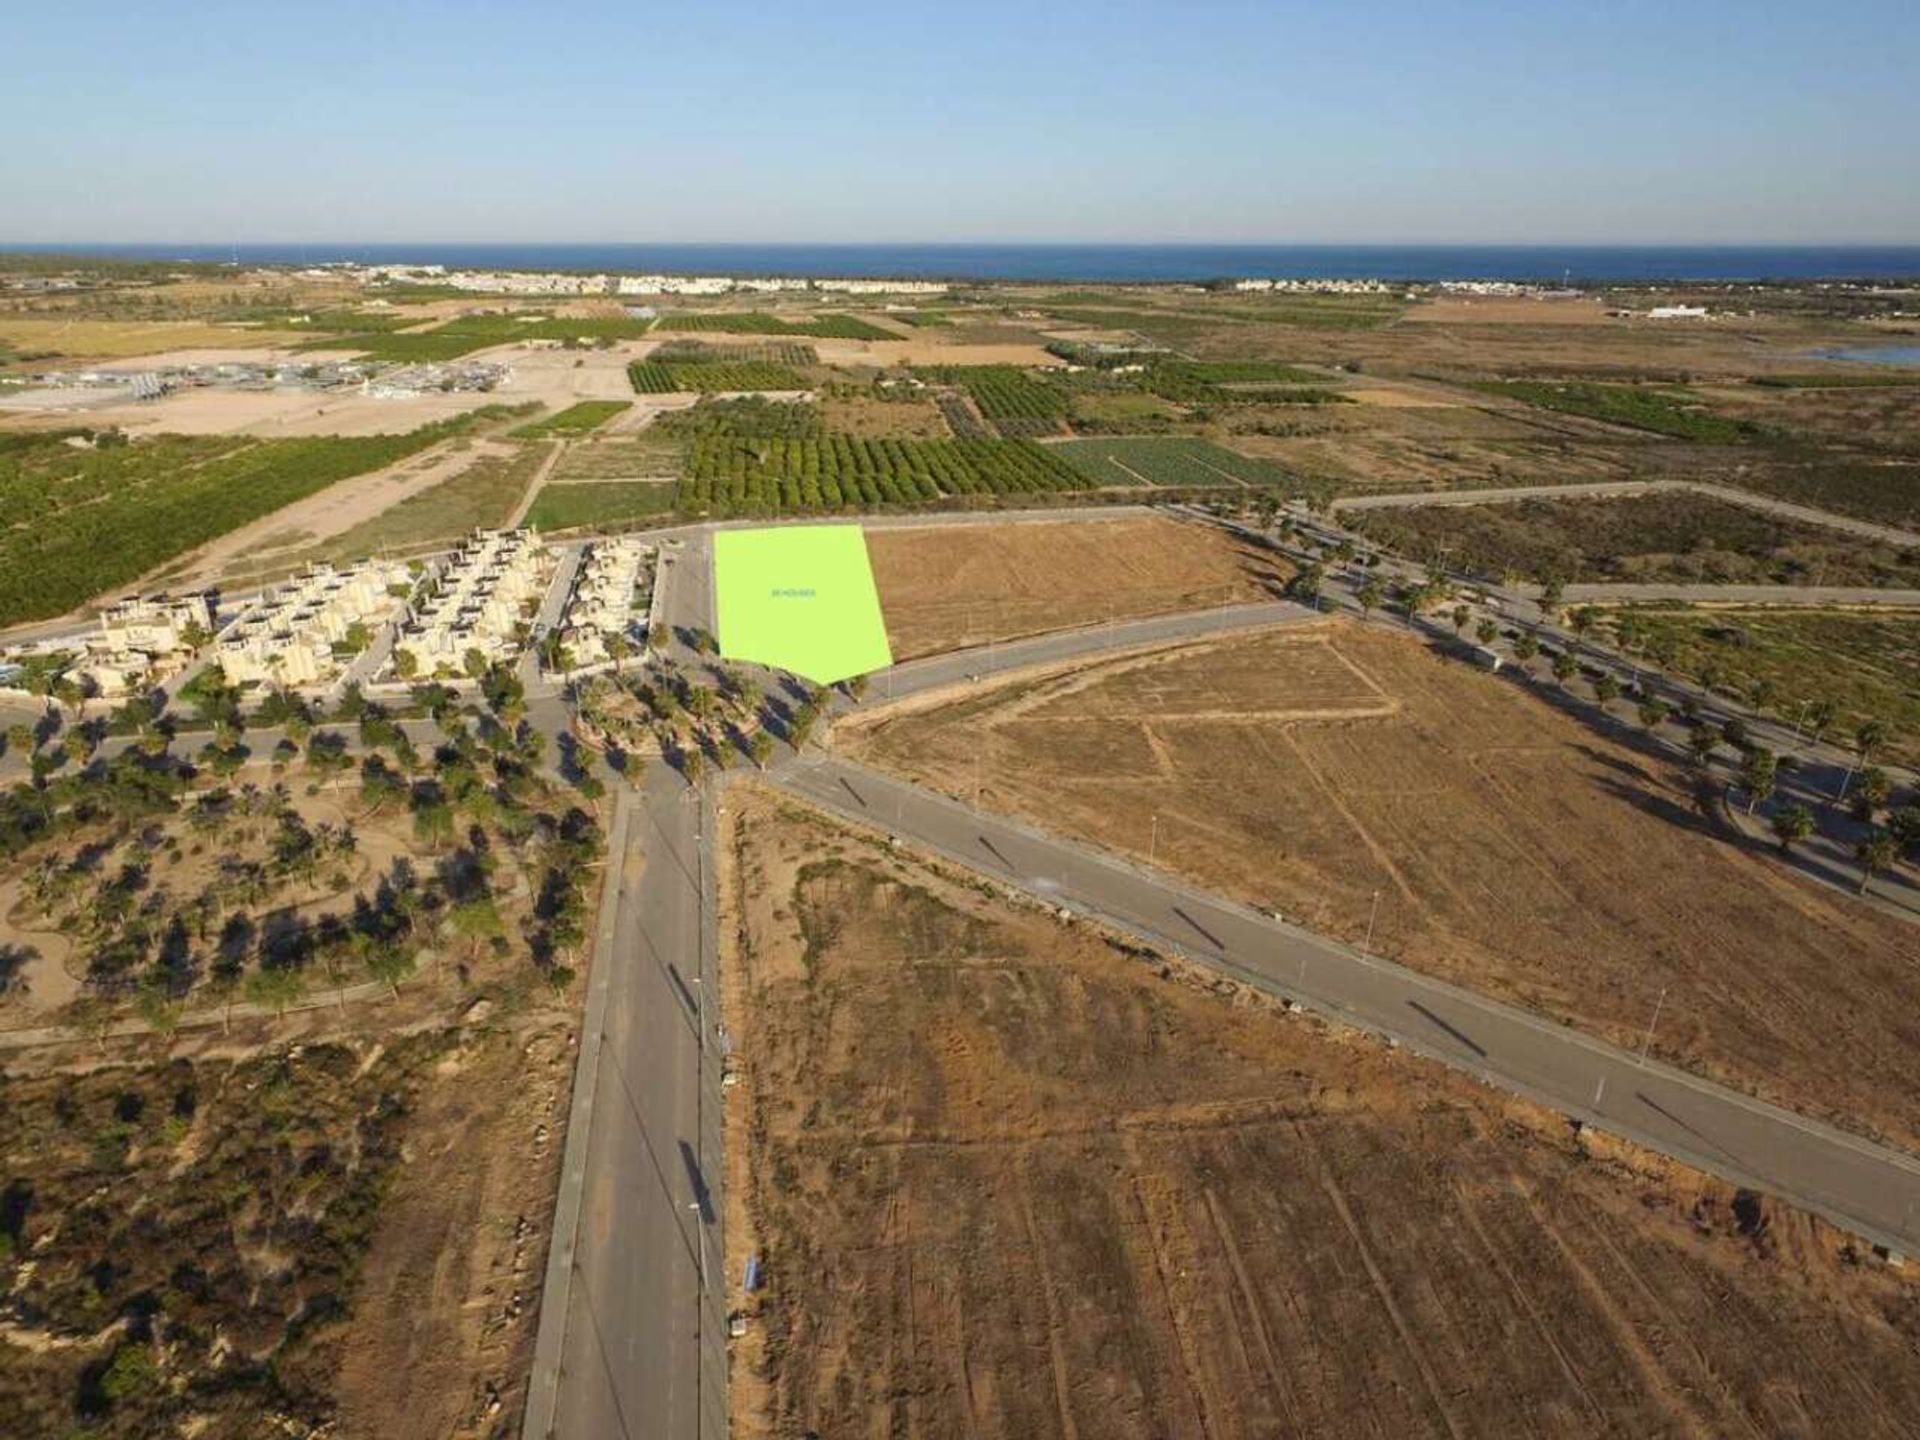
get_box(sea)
[10,242,1920,285]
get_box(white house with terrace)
[557,537,655,668]
[391,528,550,679]
[215,560,410,689]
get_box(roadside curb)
[523,783,634,1439]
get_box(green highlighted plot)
[714,526,894,684]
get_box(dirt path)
[505,438,569,528]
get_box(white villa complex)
[216,561,410,688]
[393,529,550,678]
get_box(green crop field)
[656,312,893,340]
[309,313,655,362]
[651,340,818,367]
[626,361,679,394]
[626,359,809,394]
[655,397,823,440]
[0,413,511,625]
[714,526,893,684]
[526,481,678,531]
[1048,437,1291,489]
[1472,380,1757,442]
[511,400,631,437]
[935,365,1067,436]
[677,436,1089,517]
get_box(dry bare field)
[719,787,1920,1440]
[866,516,1287,660]
[842,620,1920,1151]
[0,317,311,362]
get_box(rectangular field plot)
[1048,437,1291,489]
[510,400,631,437]
[526,481,677,531]
[714,525,893,683]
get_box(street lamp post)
[1149,813,1158,867]
[1363,889,1381,951]
[1638,986,1669,1067]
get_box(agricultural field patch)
[842,621,1920,1150]
[676,436,1091,518]
[0,412,509,625]
[654,312,893,340]
[526,479,677,531]
[510,399,631,437]
[866,516,1286,659]
[551,436,682,481]
[1471,379,1758,443]
[721,787,1920,1440]
[1348,490,1920,588]
[309,313,653,362]
[932,365,1068,437]
[299,439,551,565]
[1048,436,1293,489]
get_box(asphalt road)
[773,752,1920,1259]
[533,534,728,1440]
[534,757,727,1440]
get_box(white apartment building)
[216,560,410,688]
[99,593,214,656]
[392,528,549,678]
[557,538,655,667]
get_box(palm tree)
[1356,577,1384,623]
[1856,720,1889,764]
[1851,766,1891,822]
[1771,802,1815,853]
[1741,747,1778,815]
[1855,830,1898,895]
[1687,727,1720,768]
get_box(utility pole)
[1638,986,1668,1067]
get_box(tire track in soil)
[1124,1144,1218,1440]
[1263,724,1420,904]
[1519,1187,1723,1439]
[1451,1179,1605,1426]
[1201,1182,1306,1435]
[1016,1152,1083,1440]
[1305,1124,1470,1440]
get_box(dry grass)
[866,516,1288,660]
[843,619,1920,1152]
[720,786,1920,1440]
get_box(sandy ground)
[812,336,1062,368]
[843,619,1920,1154]
[0,788,430,1028]
[1,384,505,438]
[0,341,645,438]
[866,516,1287,660]
[330,1020,575,1439]
[719,785,1920,1439]
[0,318,312,360]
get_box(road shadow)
[1172,905,1224,950]
[1407,999,1488,1058]
[679,1140,714,1223]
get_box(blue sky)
[3,0,1915,244]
